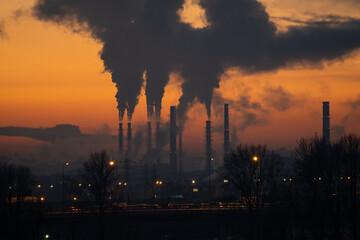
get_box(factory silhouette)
[109,101,331,203]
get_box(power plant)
[323,101,330,144]
[117,101,330,176]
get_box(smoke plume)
[33,0,360,122]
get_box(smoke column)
[323,101,330,144]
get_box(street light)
[253,156,258,162]
[62,162,69,211]
[109,161,115,166]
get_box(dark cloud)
[263,85,298,112]
[0,124,82,142]
[32,0,360,122]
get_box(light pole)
[62,162,69,211]
[209,156,214,205]
[252,156,260,207]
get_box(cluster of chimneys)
[118,102,330,173]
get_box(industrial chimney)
[224,104,230,163]
[179,130,183,173]
[323,101,330,145]
[147,121,152,152]
[127,122,132,157]
[156,121,160,150]
[170,106,177,174]
[119,122,123,155]
[206,120,213,172]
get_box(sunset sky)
[1,0,360,174]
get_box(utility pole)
[62,162,69,211]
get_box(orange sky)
[1,0,360,172]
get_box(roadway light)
[37,184,41,188]
[124,182,127,186]
[73,197,77,201]
[223,179,229,183]
[65,162,69,166]
[118,182,122,185]
[253,156,258,162]
[78,183,82,187]
[192,180,196,184]
[45,234,49,239]
[50,185,54,188]
[40,197,45,201]
[109,161,115,166]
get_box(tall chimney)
[156,121,160,150]
[206,120,213,172]
[127,122,132,157]
[119,122,123,155]
[323,101,330,145]
[179,130,183,173]
[224,104,230,163]
[170,106,177,174]
[147,121,152,152]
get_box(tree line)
[222,134,360,240]
[1,134,359,239]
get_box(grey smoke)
[32,0,360,122]
[213,91,268,132]
[332,95,360,139]
[263,85,298,112]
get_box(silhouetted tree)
[223,144,284,209]
[335,134,360,240]
[74,150,118,240]
[294,134,360,240]
[0,161,39,240]
[222,144,284,240]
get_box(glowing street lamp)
[62,162,69,211]
[109,161,115,166]
[253,156,258,162]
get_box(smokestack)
[206,120,213,172]
[147,121,152,152]
[179,130,183,173]
[119,122,123,155]
[170,106,177,174]
[127,122,132,157]
[156,121,160,150]
[224,104,230,163]
[323,101,330,145]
